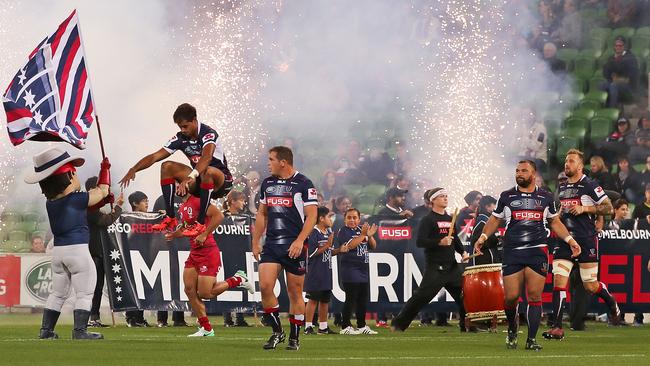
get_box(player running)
[252,146,318,351]
[165,193,254,337]
[474,160,581,351]
[119,103,233,237]
[543,149,620,340]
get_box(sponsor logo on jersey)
[513,210,543,221]
[510,200,523,207]
[202,133,216,143]
[595,186,604,196]
[267,196,294,207]
[378,227,412,240]
[26,261,52,302]
[437,221,452,228]
[308,188,318,200]
[560,199,581,208]
[266,185,293,195]
[200,265,208,273]
[190,155,200,164]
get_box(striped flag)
[2,10,95,149]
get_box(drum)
[462,263,505,321]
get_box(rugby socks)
[595,282,620,316]
[305,321,313,329]
[264,306,283,333]
[505,302,518,334]
[160,179,176,218]
[319,321,329,330]
[198,316,212,332]
[527,301,542,340]
[225,276,242,289]
[289,314,305,340]
[198,182,214,224]
[552,287,567,328]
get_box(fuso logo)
[513,210,542,220]
[268,196,293,207]
[190,155,201,164]
[560,199,580,208]
[202,133,215,143]
[379,227,412,240]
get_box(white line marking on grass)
[251,354,647,361]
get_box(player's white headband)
[430,189,448,202]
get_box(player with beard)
[543,149,620,340]
[474,160,580,351]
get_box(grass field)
[1,313,648,366]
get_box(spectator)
[412,189,433,221]
[629,113,650,164]
[241,170,261,215]
[632,183,650,222]
[30,235,45,253]
[517,109,548,172]
[331,195,352,238]
[86,176,124,328]
[594,117,635,166]
[529,0,559,50]
[320,170,343,201]
[616,156,642,203]
[455,190,482,238]
[535,172,551,192]
[551,0,582,48]
[393,143,411,177]
[376,188,414,219]
[222,191,250,327]
[469,195,501,265]
[589,155,618,191]
[607,198,633,229]
[600,36,639,107]
[359,148,394,184]
[125,191,151,328]
[638,156,650,190]
[607,0,637,27]
[542,42,566,74]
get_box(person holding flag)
[118,103,233,238]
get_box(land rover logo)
[26,261,52,302]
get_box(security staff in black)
[391,188,471,332]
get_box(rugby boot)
[506,330,518,349]
[525,338,543,351]
[286,338,300,350]
[609,305,622,326]
[234,270,255,294]
[542,327,564,340]
[304,326,315,335]
[263,331,286,350]
[182,222,206,237]
[187,327,214,337]
[72,310,104,340]
[39,308,60,339]
[152,216,178,232]
[317,327,337,335]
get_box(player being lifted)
[119,103,233,237]
[543,149,620,340]
[252,146,318,351]
[165,192,254,337]
[475,160,581,351]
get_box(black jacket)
[416,210,465,265]
[87,206,123,257]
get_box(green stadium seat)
[8,230,28,242]
[0,210,22,223]
[590,27,612,50]
[556,137,580,161]
[573,57,596,79]
[588,76,607,93]
[578,99,601,110]
[564,125,587,140]
[557,48,579,70]
[578,48,603,59]
[584,90,608,106]
[22,211,44,223]
[610,27,635,43]
[30,230,47,241]
[594,108,620,121]
[571,108,595,120]
[589,117,614,143]
[356,203,377,216]
[12,221,37,233]
[637,27,650,38]
[343,184,364,198]
[564,116,589,130]
[362,184,387,199]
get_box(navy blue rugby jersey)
[558,175,607,238]
[259,172,318,245]
[336,225,369,283]
[305,227,333,292]
[163,122,232,178]
[492,186,558,249]
[46,191,90,246]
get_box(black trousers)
[90,256,105,320]
[341,282,370,329]
[157,311,185,323]
[569,265,588,329]
[392,262,465,330]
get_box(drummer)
[474,160,580,351]
[391,188,472,332]
[469,195,502,265]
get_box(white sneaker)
[187,327,214,337]
[234,270,255,294]
[339,326,360,335]
[357,326,378,335]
